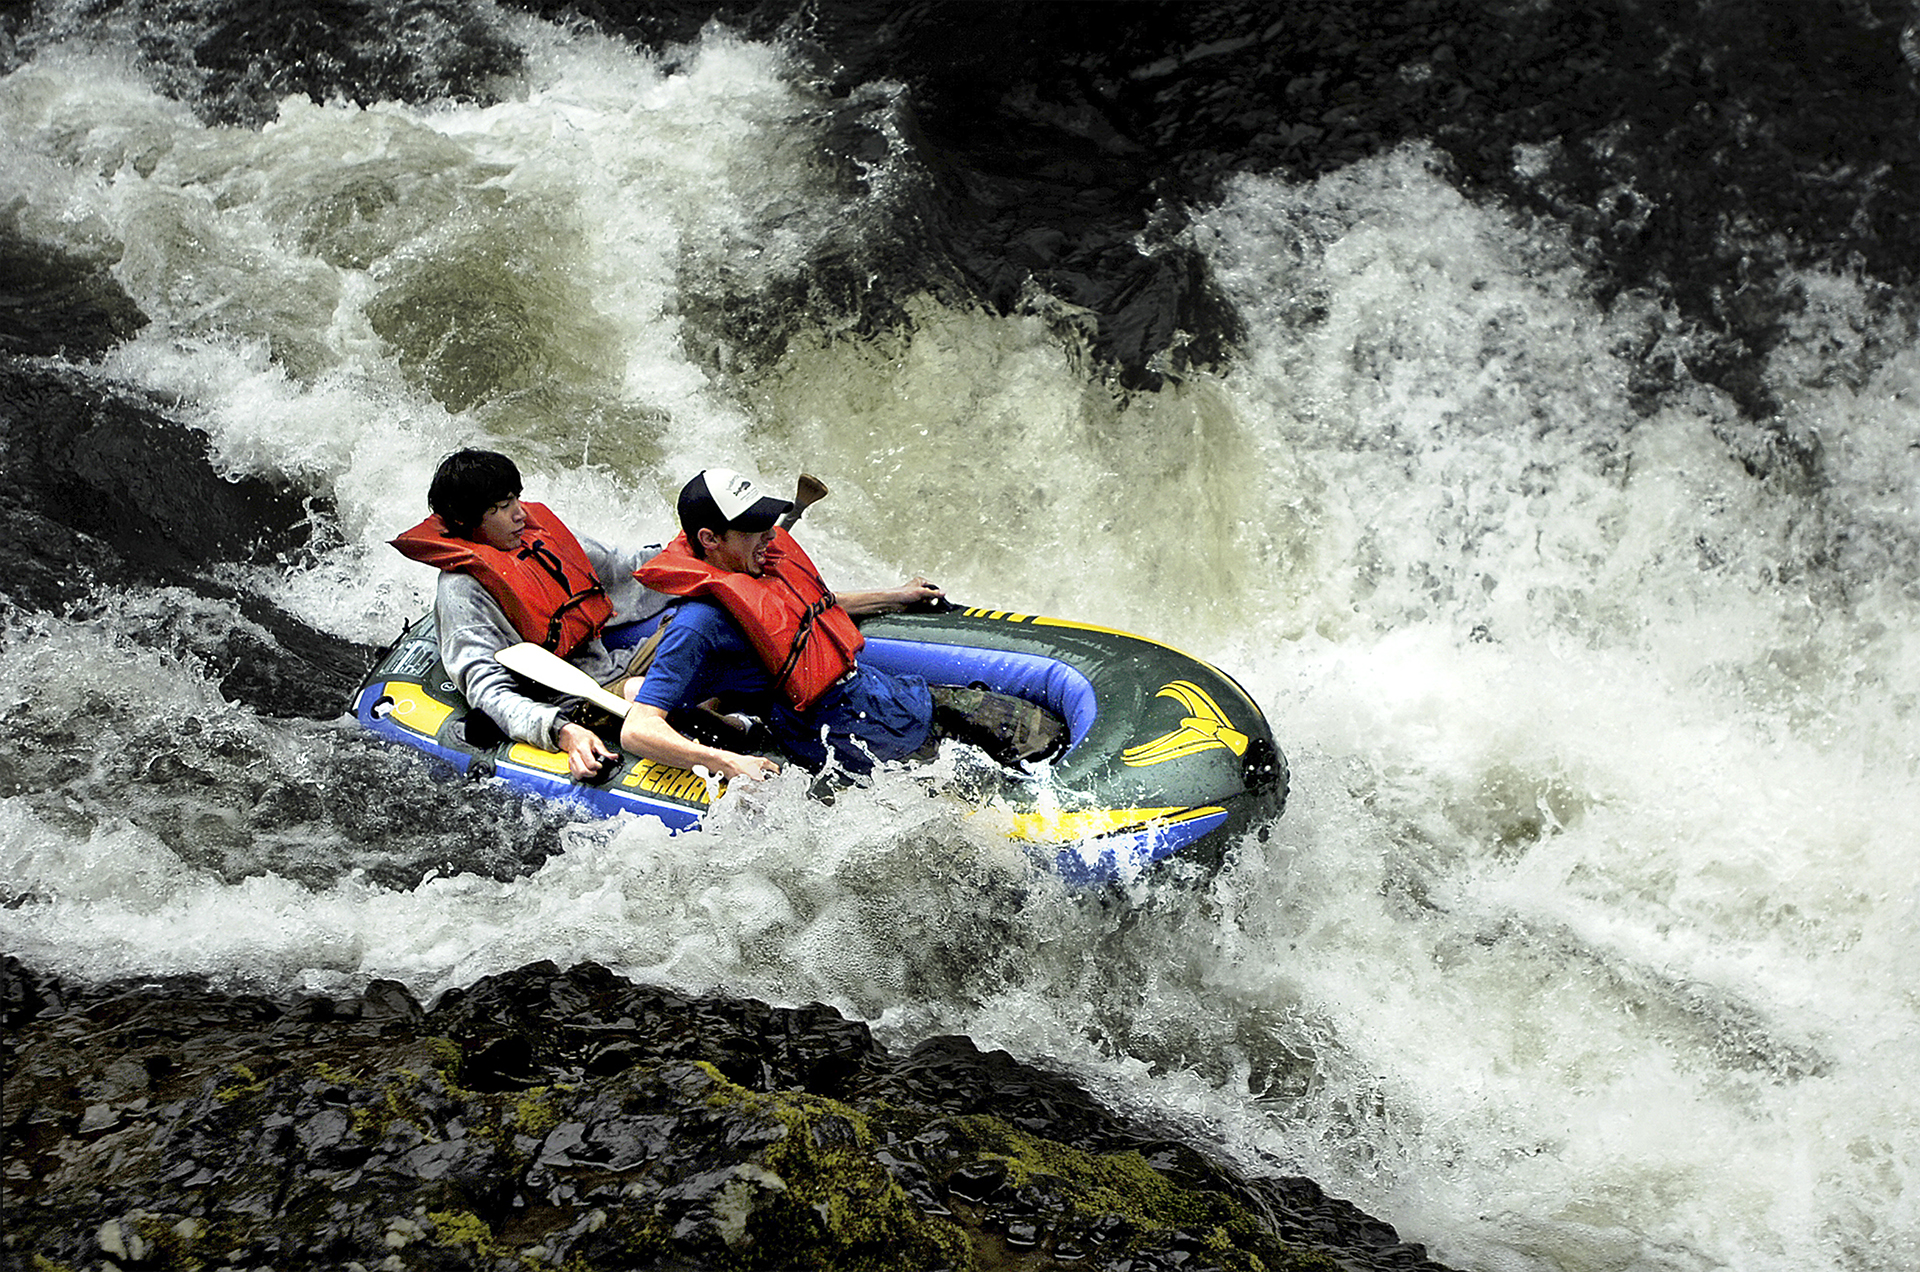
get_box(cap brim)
[726,496,793,531]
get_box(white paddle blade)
[494,643,634,718]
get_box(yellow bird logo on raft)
[1122,680,1249,767]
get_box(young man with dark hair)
[620,468,946,781]
[391,449,669,780]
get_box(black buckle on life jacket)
[773,592,837,690]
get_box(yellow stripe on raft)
[1032,615,1208,663]
[960,607,1213,668]
[382,682,454,738]
[1005,805,1225,844]
[957,607,1211,665]
[505,743,570,775]
[498,748,719,807]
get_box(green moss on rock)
[427,1207,497,1253]
[212,1064,267,1104]
[650,1061,976,1271]
[508,1087,565,1140]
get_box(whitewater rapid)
[4,14,1919,1272]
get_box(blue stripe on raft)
[858,637,1099,755]
[1050,808,1230,884]
[355,680,706,828]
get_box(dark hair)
[429,449,521,536]
[677,473,721,549]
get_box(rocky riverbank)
[4,957,1455,1272]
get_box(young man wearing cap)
[620,468,946,781]
[391,449,670,781]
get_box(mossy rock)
[3,959,1449,1272]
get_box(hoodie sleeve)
[434,572,570,750]
[579,533,670,624]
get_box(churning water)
[4,10,1919,1272]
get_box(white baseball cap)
[678,468,793,535]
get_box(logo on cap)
[687,467,793,530]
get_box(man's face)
[702,525,775,576]
[477,495,526,551]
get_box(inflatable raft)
[353,605,1288,883]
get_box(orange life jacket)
[636,527,863,713]
[390,502,613,659]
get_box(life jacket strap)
[771,585,838,696]
[622,610,675,678]
[542,586,608,651]
[520,538,607,651]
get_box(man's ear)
[695,526,720,551]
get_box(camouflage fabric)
[927,683,1068,768]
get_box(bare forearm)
[839,577,944,616]
[619,708,778,781]
[620,712,723,770]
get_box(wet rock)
[497,0,1920,409]
[3,958,1462,1272]
[946,1158,1009,1204]
[0,357,376,717]
[27,0,533,129]
[0,235,147,360]
[0,362,303,582]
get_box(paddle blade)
[495,643,633,718]
[779,473,830,529]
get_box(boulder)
[2,957,1459,1272]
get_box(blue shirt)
[632,600,933,772]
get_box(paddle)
[495,642,635,719]
[778,473,829,529]
[772,473,947,611]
